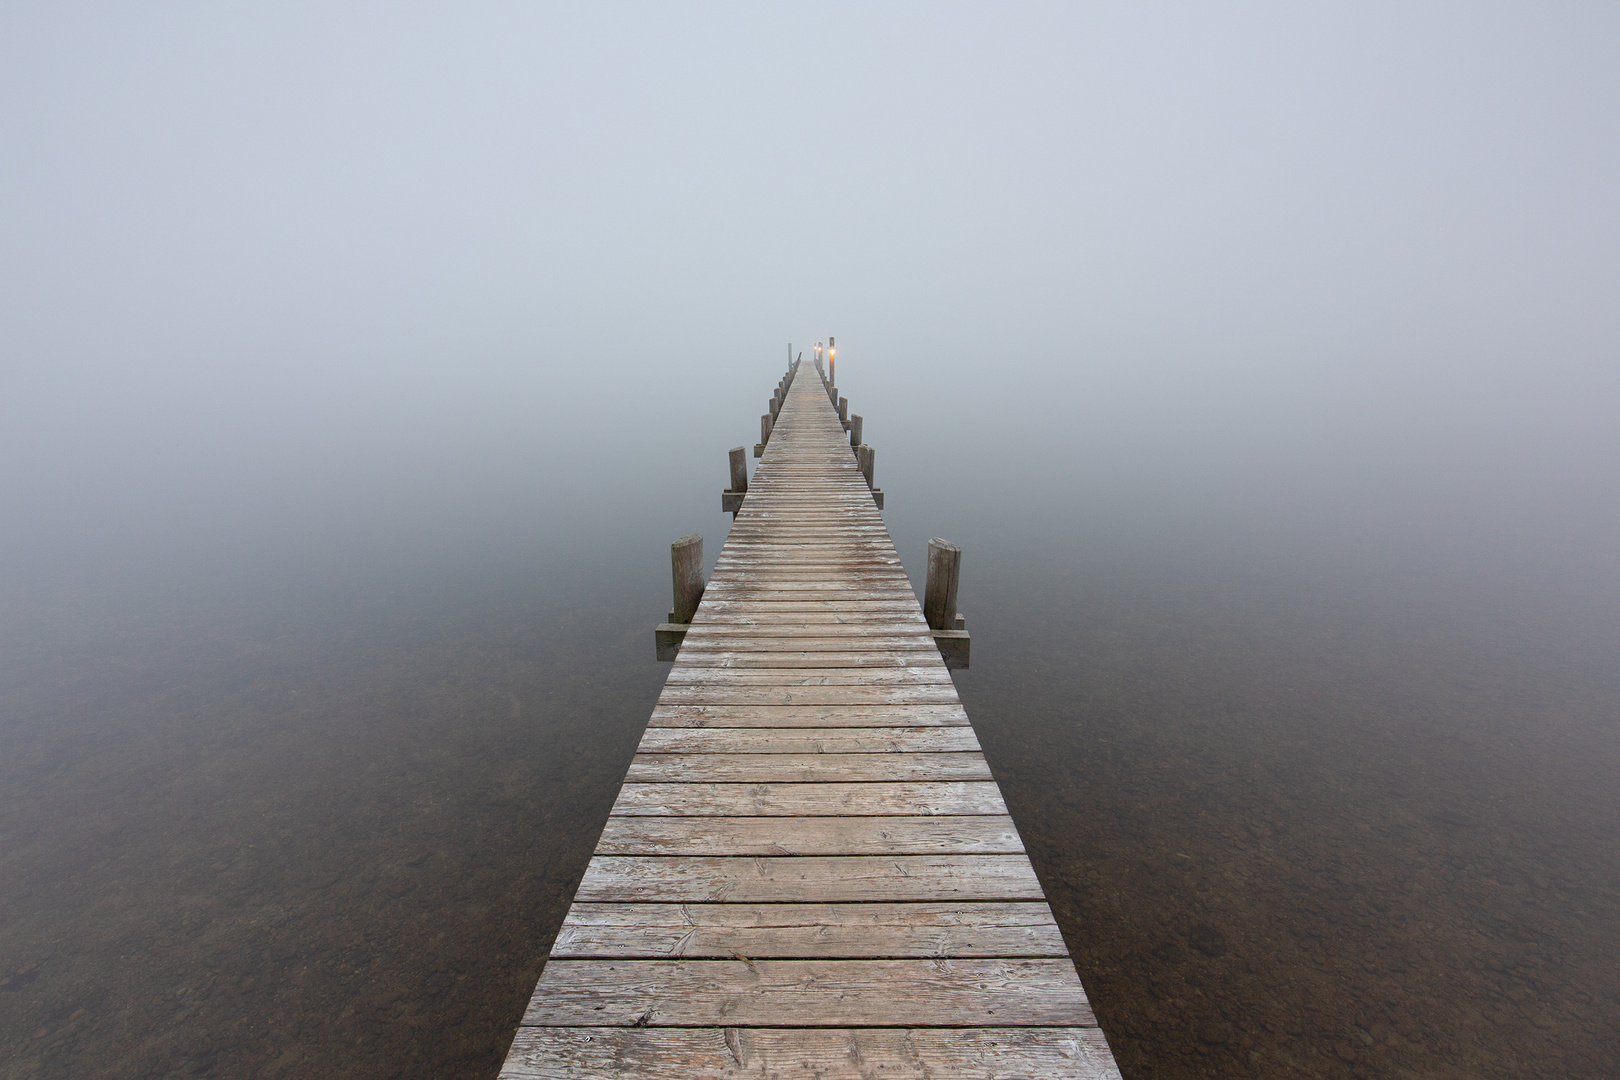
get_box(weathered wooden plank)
[594,815,1023,856]
[655,686,963,706]
[683,624,931,635]
[646,703,971,727]
[501,1027,1122,1080]
[708,558,907,568]
[700,591,922,604]
[678,638,939,653]
[550,902,1066,958]
[674,652,940,669]
[522,958,1094,1027]
[636,726,982,754]
[696,601,922,614]
[573,854,1044,902]
[714,550,903,561]
[693,613,930,627]
[625,752,990,783]
[664,668,951,687]
[610,781,1008,817]
[703,581,913,592]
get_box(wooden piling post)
[755,412,772,457]
[838,396,849,426]
[856,444,875,490]
[925,538,970,668]
[655,533,705,660]
[849,414,863,447]
[669,534,704,623]
[923,539,961,631]
[722,446,747,513]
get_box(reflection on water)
[2,546,1618,1078]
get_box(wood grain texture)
[624,751,992,783]
[647,703,972,728]
[661,671,954,687]
[610,781,1009,817]
[502,1027,1122,1080]
[522,958,1094,1027]
[573,854,1045,902]
[656,686,963,706]
[674,651,937,668]
[594,815,1024,856]
[550,902,1067,958]
[635,726,983,754]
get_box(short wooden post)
[756,412,772,456]
[670,534,704,624]
[722,446,747,512]
[829,383,838,405]
[924,539,961,631]
[849,414,863,447]
[856,444,875,489]
[925,539,969,668]
[838,396,849,424]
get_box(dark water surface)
[3,533,1618,1079]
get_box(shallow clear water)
[2,496,1618,1079]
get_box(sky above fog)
[2,3,1617,596]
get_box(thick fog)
[4,3,1618,619]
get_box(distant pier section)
[499,347,1122,1079]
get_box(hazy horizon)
[4,3,1618,626]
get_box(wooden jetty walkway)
[499,354,1122,1079]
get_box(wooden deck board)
[593,815,1024,856]
[550,901,1066,958]
[573,854,1045,902]
[503,1028,1120,1080]
[635,726,984,753]
[647,703,973,727]
[610,781,1009,817]
[522,958,1095,1027]
[624,751,992,782]
[498,360,1121,1080]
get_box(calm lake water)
[3,470,1618,1079]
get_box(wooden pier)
[499,356,1122,1079]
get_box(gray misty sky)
[3,4,1618,601]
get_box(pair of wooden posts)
[657,357,966,667]
[655,532,969,667]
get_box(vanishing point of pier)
[498,350,1122,1078]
